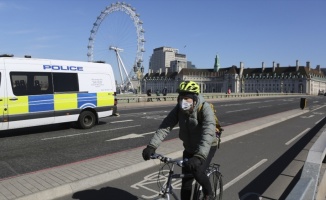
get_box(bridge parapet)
[117,93,306,104]
[286,125,326,200]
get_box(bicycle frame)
[156,161,194,200]
[151,153,222,200]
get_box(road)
[0,95,325,199]
[0,96,309,179]
[53,96,326,200]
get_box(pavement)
[0,98,325,200]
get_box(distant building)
[142,47,326,95]
[149,47,178,73]
[187,61,196,69]
[238,61,326,94]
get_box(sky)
[0,0,325,81]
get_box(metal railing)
[116,93,307,104]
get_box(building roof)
[242,66,325,78]
[143,65,326,80]
[143,71,178,80]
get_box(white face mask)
[180,99,193,111]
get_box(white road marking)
[223,159,268,191]
[226,108,250,113]
[301,115,314,118]
[263,100,275,102]
[258,105,272,108]
[220,103,241,107]
[110,119,134,123]
[41,125,141,141]
[285,128,310,145]
[315,117,325,124]
[245,101,260,104]
[311,105,326,112]
[131,170,182,199]
[106,127,180,141]
[313,112,325,115]
[107,132,155,141]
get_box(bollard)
[300,98,307,110]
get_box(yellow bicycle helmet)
[178,81,200,94]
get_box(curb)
[15,146,184,200]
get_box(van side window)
[11,74,28,96]
[32,74,51,94]
[10,72,53,96]
[53,73,79,93]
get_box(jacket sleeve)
[148,105,179,149]
[194,102,216,160]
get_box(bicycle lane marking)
[223,159,268,191]
[285,113,325,146]
[285,128,310,145]
[130,170,183,199]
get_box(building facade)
[142,60,326,95]
[143,46,326,95]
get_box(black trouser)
[181,146,217,200]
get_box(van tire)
[77,111,96,129]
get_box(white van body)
[0,55,117,130]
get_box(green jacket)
[148,94,217,160]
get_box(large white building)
[149,47,187,74]
[142,46,326,95]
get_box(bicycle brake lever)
[162,157,171,162]
[150,153,160,159]
[177,158,188,167]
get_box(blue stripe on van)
[78,93,97,109]
[29,94,54,112]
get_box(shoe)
[201,194,215,200]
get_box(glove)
[142,145,156,161]
[184,157,203,172]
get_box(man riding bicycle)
[142,81,218,200]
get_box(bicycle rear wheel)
[194,168,223,200]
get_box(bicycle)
[150,153,223,200]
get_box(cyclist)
[142,81,218,200]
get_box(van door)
[0,70,8,130]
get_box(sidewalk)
[0,107,315,200]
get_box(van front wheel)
[78,111,96,129]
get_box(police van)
[0,54,117,130]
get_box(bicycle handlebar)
[150,153,187,167]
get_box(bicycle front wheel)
[194,170,223,200]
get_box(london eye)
[87,2,145,92]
